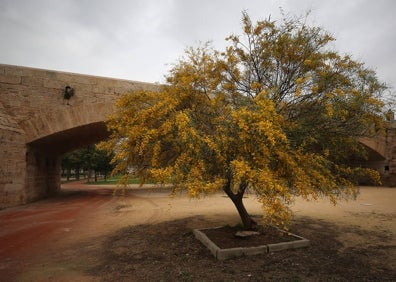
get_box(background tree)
[101,12,386,230]
[62,149,85,180]
[62,145,114,182]
[92,147,114,181]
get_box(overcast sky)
[1,0,395,91]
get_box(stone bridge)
[359,126,396,186]
[0,64,394,208]
[0,64,158,208]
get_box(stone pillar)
[0,102,62,208]
[383,126,396,186]
[25,145,61,202]
[0,102,27,208]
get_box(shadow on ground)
[87,216,396,281]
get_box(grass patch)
[85,175,155,185]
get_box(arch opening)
[27,121,110,156]
[25,122,111,202]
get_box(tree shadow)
[87,215,395,281]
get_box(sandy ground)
[0,183,395,281]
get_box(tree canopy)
[62,145,114,181]
[100,12,386,230]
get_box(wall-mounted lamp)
[64,86,74,100]
[64,86,74,105]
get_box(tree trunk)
[224,182,257,230]
[76,167,80,180]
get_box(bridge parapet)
[0,64,159,143]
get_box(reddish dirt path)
[0,181,182,281]
[0,182,116,281]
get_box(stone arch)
[23,102,116,144]
[24,122,112,204]
[23,103,117,203]
[358,137,387,160]
[0,64,159,208]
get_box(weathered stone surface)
[0,74,21,84]
[0,64,158,208]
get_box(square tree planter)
[193,226,310,260]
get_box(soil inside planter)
[201,225,299,249]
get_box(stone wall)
[0,64,158,208]
[0,64,158,143]
[0,100,27,206]
[381,121,396,186]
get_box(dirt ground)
[0,183,395,281]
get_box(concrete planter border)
[193,226,310,260]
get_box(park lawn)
[85,175,155,185]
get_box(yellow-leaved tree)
[100,12,386,230]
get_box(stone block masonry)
[0,64,158,208]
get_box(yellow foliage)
[101,11,386,230]
[325,102,334,117]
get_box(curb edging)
[193,227,310,260]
